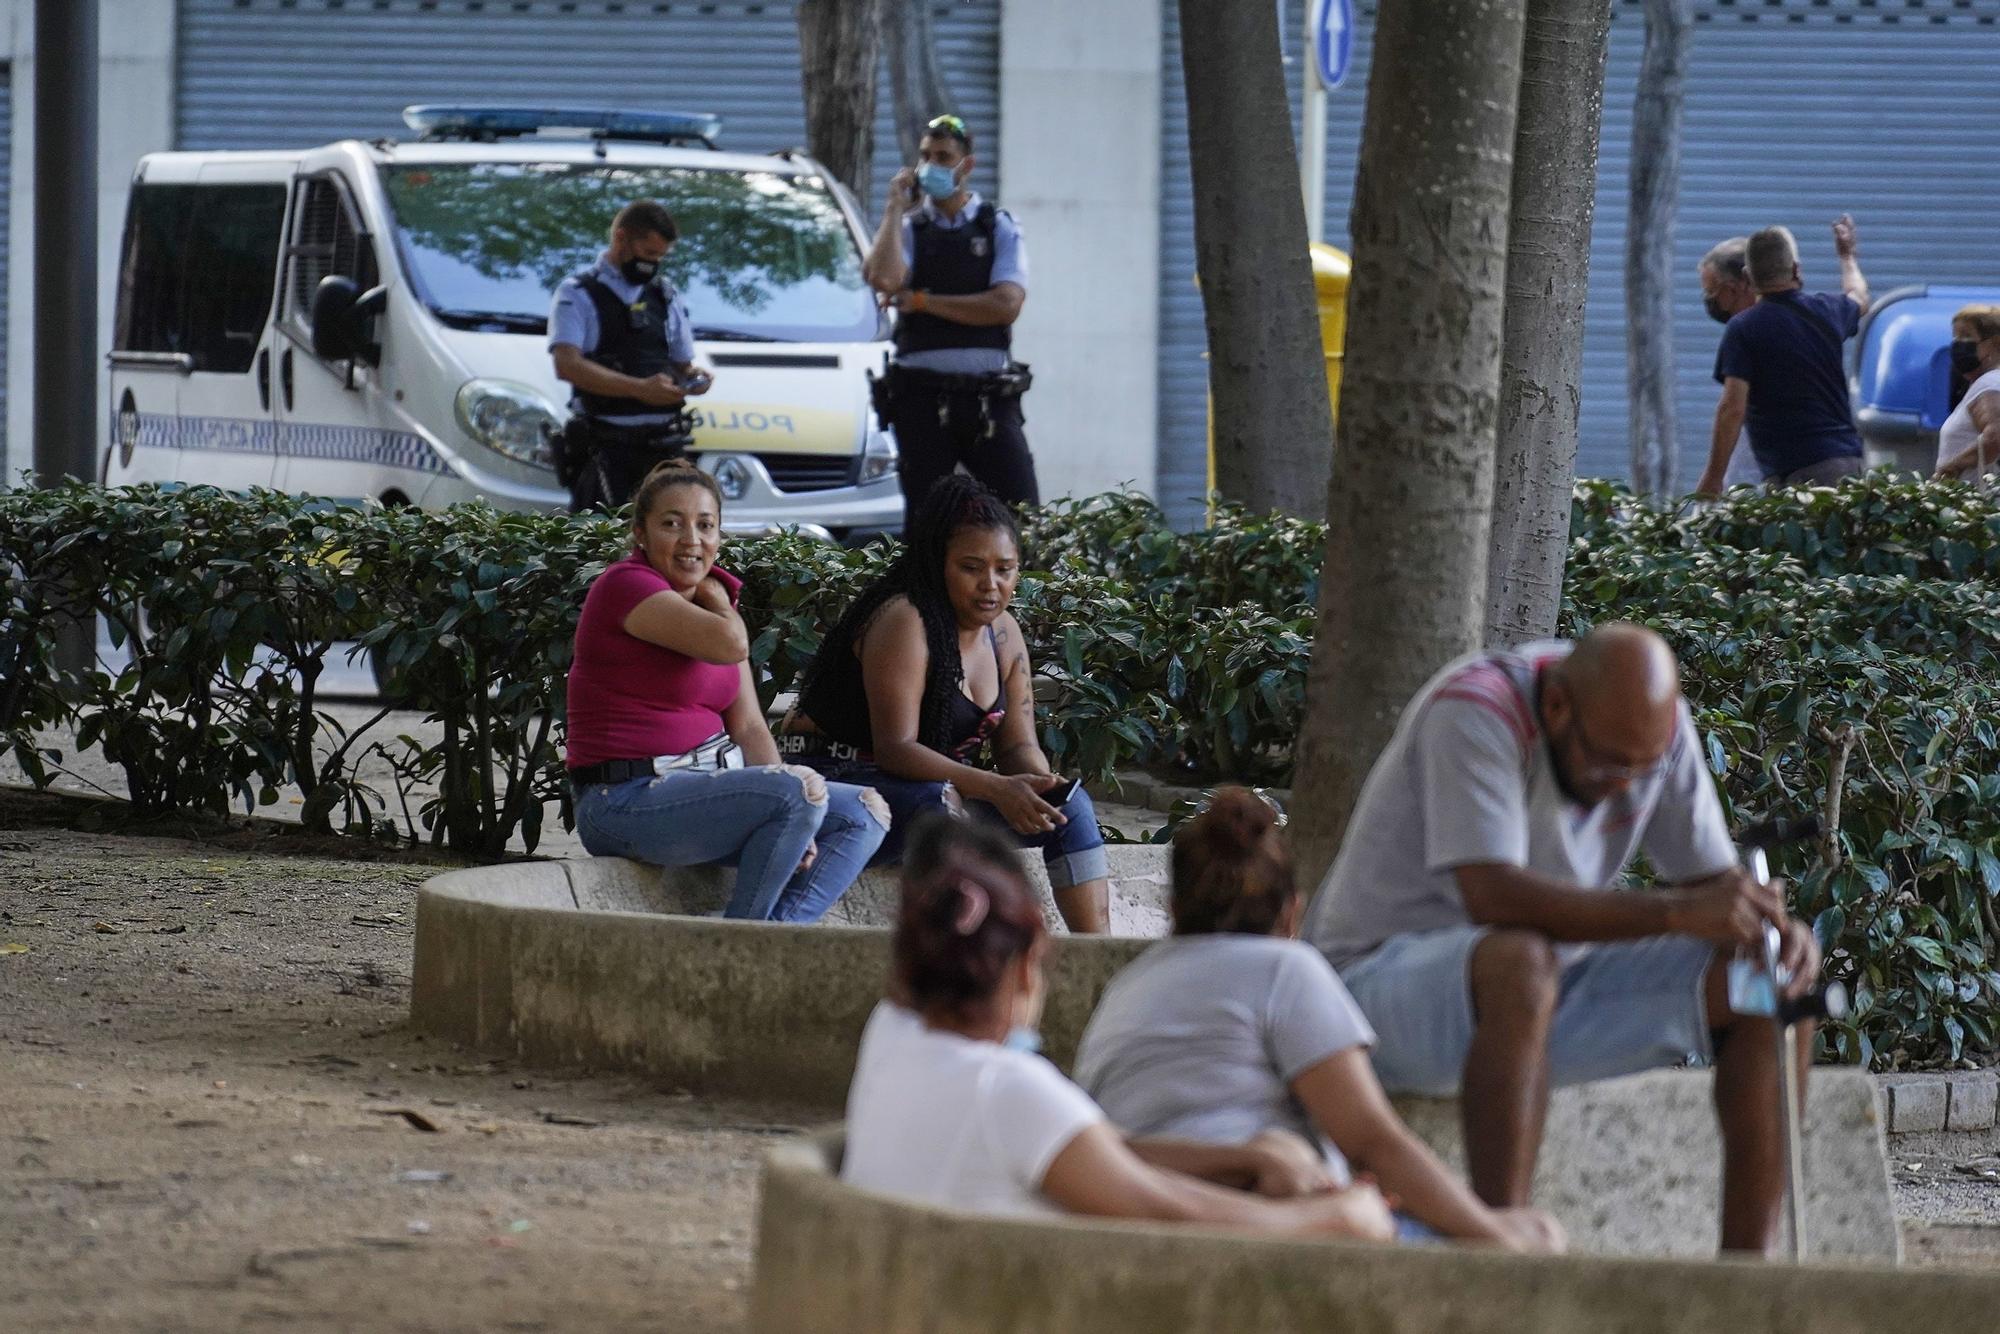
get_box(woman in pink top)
[566,461,887,921]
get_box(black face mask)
[1951,339,1983,380]
[619,257,660,285]
[1704,296,1732,326]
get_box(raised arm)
[1831,213,1869,314]
[863,171,916,295]
[886,284,1025,327]
[622,572,749,665]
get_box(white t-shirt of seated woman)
[841,1000,1104,1219]
[1073,934,1375,1181]
[1938,368,2000,478]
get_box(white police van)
[102,106,902,539]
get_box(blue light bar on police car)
[402,105,722,145]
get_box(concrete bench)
[411,855,1901,1261]
[750,1132,1986,1334]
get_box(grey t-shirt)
[1073,934,1375,1179]
[1302,641,1737,969]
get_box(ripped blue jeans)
[573,766,887,923]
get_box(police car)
[102,105,902,539]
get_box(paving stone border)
[1881,1070,2000,1134]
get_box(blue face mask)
[916,161,959,200]
[1001,1026,1043,1055]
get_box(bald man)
[1302,624,1820,1253]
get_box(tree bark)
[1484,0,1613,648]
[1177,0,1336,520]
[886,0,957,169]
[797,0,886,202]
[1625,0,1690,498]
[1289,0,1529,887]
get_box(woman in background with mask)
[840,814,1396,1241]
[1935,304,2000,483]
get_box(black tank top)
[801,612,1005,761]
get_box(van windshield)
[381,162,881,343]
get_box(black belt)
[886,361,1033,398]
[567,758,658,785]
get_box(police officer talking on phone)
[862,114,1038,509]
[548,200,715,511]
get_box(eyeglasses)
[1190,787,1289,828]
[1567,709,1670,785]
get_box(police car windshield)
[382,162,880,343]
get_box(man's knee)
[1470,930,1560,1026]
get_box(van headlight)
[455,379,561,469]
[861,429,899,483]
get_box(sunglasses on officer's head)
[925,114,970,146]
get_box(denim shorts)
[1336,926,1718,1096]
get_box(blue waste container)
[1854,284,2000,475]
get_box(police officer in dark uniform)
[863,114,1038,508]
[548,200,714,511]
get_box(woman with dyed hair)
[783,474,1109,933]
[841,814,1395,1238]
[1936,303,2000,482]
[565,459,887,921]
[1074,788,1566,1250]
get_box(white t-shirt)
[1075,935,1375,1181]
[1303,641,1737,969]
[841,1001,1104,1219]
[1937,368,2000,477]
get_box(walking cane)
[1736,817,1849,1261]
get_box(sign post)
[1301,0,1353,245]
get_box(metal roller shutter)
[175,0,1000,220]
[1160,0,2000,523]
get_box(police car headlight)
[861,429,899,483]
[455,379,561,469]
[709,455,753,501]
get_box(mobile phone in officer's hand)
[1043,777,1082,808]
[680,368,713,393]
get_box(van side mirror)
[310,276,387,367]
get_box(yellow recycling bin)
[1204,242,1350,508]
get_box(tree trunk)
[1625,0,1690,498]
[1177,0,1336,520]
[797,0,886,202]
[1289,0,1529,887]
[886,0,956,170]
[1484,0,1613,648]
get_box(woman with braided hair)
[782,475,1110,933]
[841,813,1396,1238]
[1073,788,1567,1251]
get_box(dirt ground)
[2,790,1996,1333]
[0,799,776,1333]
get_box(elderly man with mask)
[1696,216,1871,496]
[1698,237,1764,490]
[1303,624,1820,1254]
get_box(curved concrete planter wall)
[412,855,1900,1259]
[751,1134,1986,1334]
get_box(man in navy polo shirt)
[1695,216,1871,496]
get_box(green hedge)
[3,477,1997,1068]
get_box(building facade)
[3,0,1996,523]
